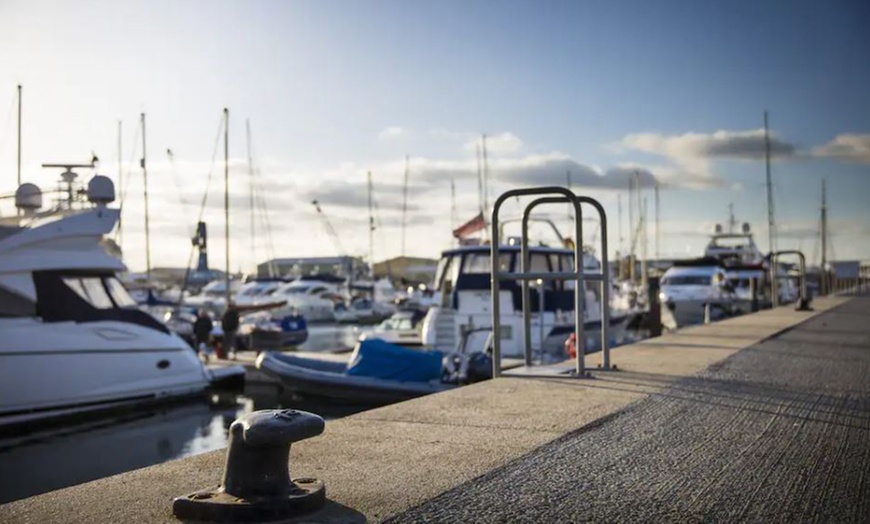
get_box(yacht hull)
[0,319,210,429]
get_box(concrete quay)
[2,294,867,523]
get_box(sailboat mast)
[16,85,22,186]
[223,108,230,305]
[247,118,255,273]
[117,120,123,247]
[655,182,660,261]
[821,179,828,287]
[475,144,483,220]
[141,113,152,282]
[367,170,374,269]
[450,176,457,237]
[728,202,736,233]
[402,155,409,257]
[482,133,489,218]
[764,110,776,254]
[628,177,635,282]
[566,170,572,221]
[617,193,623,279]
[641,196,648,290]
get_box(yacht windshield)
[63,277,114,309]
[662,275,713,286]
[461,252,511,274]
[105,277,138,307]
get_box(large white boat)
[702,222,797,306]
[269,276,348,323]
[659,260,736,330]
[420,244,636,361]
[0,173,216,428]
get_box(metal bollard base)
[173,479,325,522]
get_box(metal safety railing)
[490,186,610,378]
[769,250,811,310]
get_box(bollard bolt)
[173,409,326,522]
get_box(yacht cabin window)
[434,255,462,291]
[462,252,512,274]
[0,287,36,317]
[662,275,713,286]
[64,277,114,309]
[104,277,138,307]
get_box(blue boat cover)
[346,339,443,382]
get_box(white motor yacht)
[0,174,217,428]
[360,309,427,346]
[269,276,347,323]
[659,260,735,330]
[703,222,798,306]
[420,244,636,361]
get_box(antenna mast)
[141,113,152,282]
[764,110,776,253]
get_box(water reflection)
[0,388,368,504]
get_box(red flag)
[453,212,486,239]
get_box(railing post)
[491,187,585,378]
[647,276,662,337]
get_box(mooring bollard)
[173,409,326,522]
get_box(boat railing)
[769,250,811,310]
[490,186,611,378]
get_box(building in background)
[256,256,366,279]
[373,256,438,286]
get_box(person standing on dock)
[221,303,240,360]
[193,310,214,362]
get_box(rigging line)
[166,148,196,238]
[177,114,227,304]
[252,170,278,276]
[117,120,141,209]
[193,114,226,225]
[113,122,142,241]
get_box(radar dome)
[15,183,43,213]
[87,175,115,205]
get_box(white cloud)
[812,134,870,164]
[620,129,796,161]
[615,128,799,188]
[377,126,405,141]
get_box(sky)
[1,0,868,274]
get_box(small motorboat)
[256,339,490,405]
[359,309,426,346]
